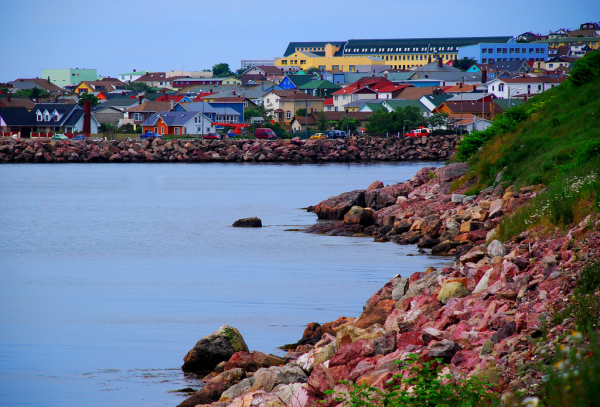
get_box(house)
[434,101,504,120]
[135,72,178,89]
[515,32,544,42]
[124,101,173,126]
[459,43,548,64]
[0,94,36,109]
[172,77,226,89]
[443,83,481,94]
[243,66,284,84]
[486,77,565,99]
[452,113,492,132]
[297,79,342,98]
[271,92,324,125]
[358,102,386,112]
[174,102,242,124]
[534,37,600,52]
[323,97,334,111]
[447,93,495,103]
[344,98,381,112]
[154,94,193,103]
[41,68,97,88]
[10,78,64,93]
[75,80,125,94]
[419,94,454,113]
[395,85,445,100]
[330,76,407,110]
[0,103,99,137]
[92,105,125,125]
[261,90,296,113]
[118,71,149,82]
[140,111,214,136]
[278,74,318,90]
[411,59,482,86]
[568,22,600,37]
[491,60,533,75]
[208,96,257,122]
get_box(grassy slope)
[466,76,600,191]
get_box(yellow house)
[534,37,600,50]
[219,77,242,85]
[74,80,124,94]
[272,92,324,125]
[275,44,390,72]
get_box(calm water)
[0,162,448,407]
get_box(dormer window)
[37,112,42,121]
[45,113,50,121]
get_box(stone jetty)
[175,162,600,407]
[0,135,456,164]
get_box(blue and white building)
[459,40,548,64]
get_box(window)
[134,113,141,121]
[482,48,487,54]
[515,48,520,54]
[45,114,50,121]
[537,85,542,91]
[349,65,355,72]
[306,101,311,107]
[342,95,346,100]
[154,127,157,133]
[300,60,306,65]
[175,127,180,135]
[529,48,534,53]
[491,85,495,91]
[334,95,338,101]
[332,65,339,70]
[296,101,301,106]
[160,126,165,134]
[497,48,502,53]
[286,111,291,119]
[488,48,493,53]
[482,58,488,64]
[37,113,42,121]
[499,84,504,92]
[334,107,338,111]
[509,48,514,53]
[353,95,358,100]
[549,63,554,68]
[280,101,284,108]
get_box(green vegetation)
[295,108,307,117]
[77,92,99,107]
[125,81,156,94]
[212,63,232,78]
[452,57,478,71]
[15,87,51,99]
[365,105,424,133]
[326,354,498,407]
[569,50,600,86]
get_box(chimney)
[121,91,125,95]
[210,89,212,93]
[384,73,388,79]
[133,69,136,72]
[320,74,323,80]
[7,92,11,102]
[438,56,443,68]
[428,55,432,63]
[170,99,174,110]
[490,101,495,116]
[522,73,526,78]
[54,96,58,103]
[482,69,488,84]
[83,101,91,135]
[294,89,297,94]
[138,95,143,105]
[232,90,236,95]
[459,82,463,89]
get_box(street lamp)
[508,87,522,109]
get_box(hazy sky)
[1,0,597,82]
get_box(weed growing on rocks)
[325,354,499,407]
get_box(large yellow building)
[279,37,514,71]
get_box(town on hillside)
[0,21,598,140]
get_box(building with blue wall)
[459,42,548,64]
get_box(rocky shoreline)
[173,162,599,407]
[0,135,456,164]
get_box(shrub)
[326,354,499,407]
[570,50,600,86]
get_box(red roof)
[154,94,186,102]
[333,77,406,95]
[323,97,333,106]
[194,92,216,101]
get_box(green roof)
[360,102,386,112]
[288,75,317,87]
[383,99,428,113]
[297,79,341,90]
[421,94,454,107]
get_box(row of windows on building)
[347,46,457,53]
[482,47,545,54]
[481,57,545,63]
[280,54,458,66]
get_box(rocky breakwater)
[174,162,600,406]
[0,135,456,164]
[307,162,532,256]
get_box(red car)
[404,128,430,138]
[254,128,277,140]
[204,133,221,140]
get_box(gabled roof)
[209,96,256,104]
[98,98,141,109]
[361,102,386,111]
[283,41,346,57]
[125,101,172,112]
[491,60,531,73]
[0,107,34,125]
[151,111,200,127]
[287,75,318,87]
[297,79,341,90]
[447,93,493,102]
[255,65,283,75]
[10,78,63,92]
[396,86,444,100]
[439,101,504,114]
[382,99,428,113]
[419,94,454,110]
[154,94,188,102]
[135,72,169,82]
[413,61,462,73]
[444,84,481,93]
[178,102,241,116]
[0,97,36,109]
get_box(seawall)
[0,135,456,164]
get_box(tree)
[365,106,425,134]
[570,50,600,86]
[295,108,307,117]
[305,67,321,74]
[453,57,477,71]
[317,111,329,131]
[245,104,273,122]
[334,115,360,132]
[212,63,232,77]
[77,93,99,107]
[15,87,51,99]
[125,81,155,94]
[427,112,450,129]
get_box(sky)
[0,0,598,82]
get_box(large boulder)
[314,190,366,220]
[232,217,262,227]
[177,381,230,407]
[435,162,468,182]
[437,281,470,305]
[487,240,507,258]
[343,206,375,226]
[182,325,249,374]
[428,339,461,361]
[250,364,308,393]
[223,351,285,372]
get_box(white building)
[486,77,565,98]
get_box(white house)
[141,111,215,135]
[118,71,148,82]
[486,77,565,98]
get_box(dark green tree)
[212,63,232,77]
[570,50,600,86]
[427,112,450,129]
[15,87,51,99]
[125,81,156,94]
[295,108,307,117]
[77,93,99,107]
[452,57,478,71]
[244,104,273,122]
[317,111,329,131]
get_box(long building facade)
[278,36,513,71]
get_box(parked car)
[310,133,327,140]
[254,128,277,140]
[327,130,348,139]
[204,133,221,140]
[404,127,430,138]
[72,134,87,141]
[52,134,68,141]
[140,130,162,139]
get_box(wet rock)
[343,206,375,226]
[314,190,366,220]
[250,364,308,393]
[224,351,285,373]
[417,236,440,248]
[182,325,249,374]
[431,240,462,255]
[232,217,262,227]
[177,381,230,407]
